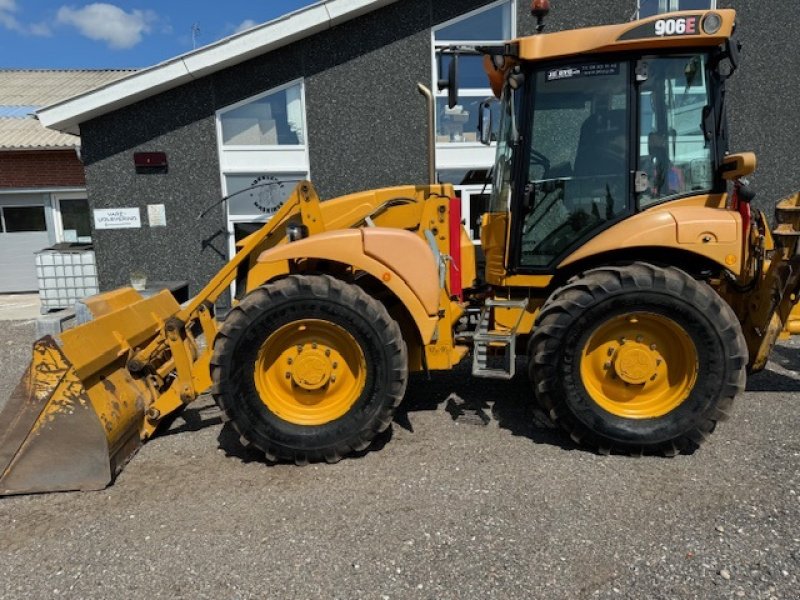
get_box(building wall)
[715,0,800,211]
[81,0,491,295]
[80,0,799,296]
[516,0,630,33]
[0,150,85,188]
[80,78,224,297]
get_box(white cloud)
[0,0,22,32]
[28,21,51,36]
[0,0,50,36]
[0,13,21,33]
[57,3,157,49]
[234,19,258,34]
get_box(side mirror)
[478,99,494,146]
[720,152,757,181]
[438,53,459,109]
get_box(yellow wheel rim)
[253,319,367,426]
[580,312,698,419]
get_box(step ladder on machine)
[471,298,528,379]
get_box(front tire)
[211,275,407,464]
[529,263,747,456]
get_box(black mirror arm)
[726,37,742,74]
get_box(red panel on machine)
[449,197,463,300]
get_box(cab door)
[509,60,634,271]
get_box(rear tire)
[211,274,407,464]
[528,263,747,456]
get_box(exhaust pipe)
[417,83,436,186]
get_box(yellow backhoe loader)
[2,6,800,495]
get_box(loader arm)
[128,181,444,417]
[0,180,459,495]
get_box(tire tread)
[210,274,407,464]
[528,263,747,456]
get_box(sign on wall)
[93,208,142,230]
[147,204,167,227]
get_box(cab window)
[638,54,714,207]
[519,62,631,268]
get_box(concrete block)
[35,309,76,339]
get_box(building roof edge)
[37,0,400,134]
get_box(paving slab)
[0,294,41,322]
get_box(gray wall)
[81,0,491,295]
[716,0,800,212]
[81,0,799,295]
[81,79,223,296]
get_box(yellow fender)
[252,228,441,344]
[560,203,743,275]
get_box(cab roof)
[516,9,735,63]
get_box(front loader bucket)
[0,338,124,494]
[0,289,181,496]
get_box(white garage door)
[0,199,50,293]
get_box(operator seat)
[571,108,627,220]
[573,109,627,178]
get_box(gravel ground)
[0,321,798,600]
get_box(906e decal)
[617,13,703,42]
[654,17,697,37]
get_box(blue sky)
[0,1,318,69]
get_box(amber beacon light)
[531,0,551,32]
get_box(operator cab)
[497,53,719,270]
[473,9,739,279]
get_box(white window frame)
[215,79,311,265]
[431,0,516,172]
[217,78,308,151]
[0,190,66,245]
[636,0,716,19]
[433,1,515,243]
[51,191,91,243]
[457,185,493,243]
[0,201,47,234]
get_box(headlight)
[286,223,309,242]
[702,13,723,35]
